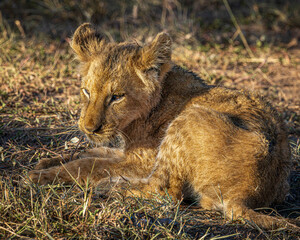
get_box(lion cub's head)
[71,23,172,143]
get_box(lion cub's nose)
[85,124,103,134]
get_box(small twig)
[255,68,275,85]
[223,0,254,58]
[6,127,63,131]
[41,147,63,158]
[0,225,31,239]
[238,58,278,63]
[14,20,26,38]
[256,57,268,69]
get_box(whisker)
[115,128,132,144]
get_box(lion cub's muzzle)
[80,121,116,144]
[84,123,103,134]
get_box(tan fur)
[29,23,295,230]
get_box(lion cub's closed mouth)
[28,23,297,231]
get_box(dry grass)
[0,1,299,239]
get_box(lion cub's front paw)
[34,158,55,170]
[34,156,68,170]
[28,169,56,185]
[34,153,80,170]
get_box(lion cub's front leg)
[29,154,125,185]
[28,148,155,187]
[34,147,124,170]
[34,152,81,170]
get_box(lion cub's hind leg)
[223,201,300,230]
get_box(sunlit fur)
[29,23,295,230]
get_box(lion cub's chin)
[85,132,115,145]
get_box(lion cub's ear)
[138,32,172,70]
[135,33,172,88]
[70,23,105,61]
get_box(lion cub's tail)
[225,203,299,232]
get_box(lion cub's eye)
[82,88,90,99]
[110,94,125,104]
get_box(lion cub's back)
[157,86,290,206]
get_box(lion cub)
[29,23,293,230]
